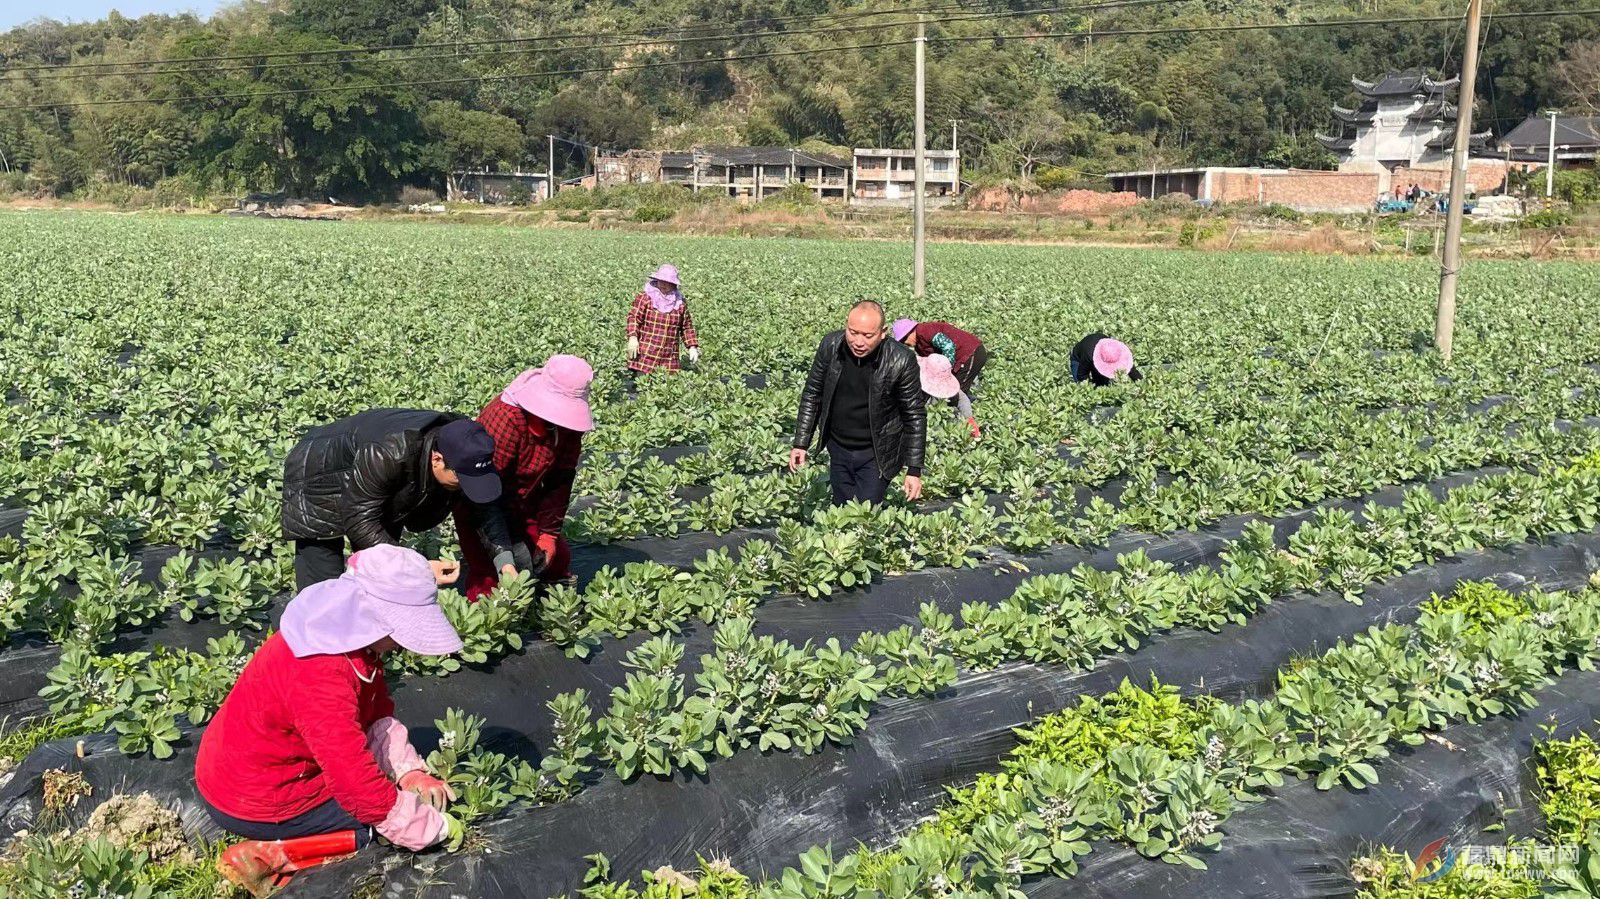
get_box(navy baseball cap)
[436,419,502,504]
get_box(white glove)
[688,346,700,364]
[627,336,639,359]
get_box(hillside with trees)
[1,0,1596,200]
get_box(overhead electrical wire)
[10,0,1176,83]
[0,0,1173,74]
[2,6,1596,112]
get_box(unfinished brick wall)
[1389,161,1508,194]
[1210,172,1263,204]
[963,187,1139,214]
[1257,171,1380,212]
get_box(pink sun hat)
[500,354,596,433]
[648,263,680,287]
[892,319,918,342]
[1092,338,1135,380]
[279,544,463,658]
[918,353,961,399]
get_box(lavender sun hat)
[279,544,463,658]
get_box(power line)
[3,7,1594,113]
[8,0,1172,84]
[1,0,1162,75]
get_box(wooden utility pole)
[913,15,927,297]
[1434,0,1483,364]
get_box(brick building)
[593,147,849,200]
[852,149,961,204]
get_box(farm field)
[5,210,1600,896]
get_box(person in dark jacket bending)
[281,409,515,591]
[790,300,927,505]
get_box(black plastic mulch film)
[3,464,1596,897]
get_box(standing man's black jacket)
[281,408,509,551]
[793,332,927,479]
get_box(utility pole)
[547,134,555,200]
[1546,109,1560,198]
[913,15,927,298]
[951,120,958,151]
[1434,0,1483,364]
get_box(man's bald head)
[845,300,888,358]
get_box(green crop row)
[568,578,1600,899]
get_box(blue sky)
[2,0,227,31]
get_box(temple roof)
[1352,70,1458,98]
[1332,104,1375,124]
[1425,130,1492,150]
[1315,134,1355,152]
[1408,99,1459,122]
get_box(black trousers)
[204,795,373,846]
[954,343,989,395]
[294,538,347,592]
[827,441,890,506]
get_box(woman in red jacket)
[456,354,595,600]
[196,544,466,896]
[625,264,700,378]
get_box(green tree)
[158,31,426,198]
[420,100,525,199]
[280,0,444,46]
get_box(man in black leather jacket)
[789,300,927,505]
[281,408,517,590]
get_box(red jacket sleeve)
[626,293,647,337]
[291,661,400,826]
[534,433,582,540]
[680,303,699,348]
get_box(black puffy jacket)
[792,332,927,479]
[281,408,510,553]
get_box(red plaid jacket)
[476,397,582,544]
[626,292,698,373]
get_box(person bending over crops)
[916,354,982,439]
[625,263,700,378]
[1069,333,1144,387]
[790,299,927,505]
[893,318,987,439]
[281,410,516,591]
[454,355,594,600]
[196,545,466,896]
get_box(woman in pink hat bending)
[1069,332,1143,387]
[196,544,466,896]
[917,354,982,439]
[626,264,701,376]
[454,355,595,599]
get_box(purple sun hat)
[892,319,918,342]
[279,544,462,658]
[648,263,680,287]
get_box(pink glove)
[376,790,446,851]
[365,717,425,781]
[399,769,457,810]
